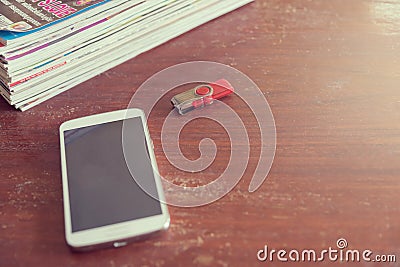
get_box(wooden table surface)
[1,0,399,266]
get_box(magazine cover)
[0,0,108,32]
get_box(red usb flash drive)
[171,79,234,114]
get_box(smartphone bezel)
[59,109,169,249]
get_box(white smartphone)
[59,109,169,251]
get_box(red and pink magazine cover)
[0,0,107,32]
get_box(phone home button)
[113,241,128,248]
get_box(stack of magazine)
[0,0,253,111]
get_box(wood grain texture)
[1,0,399,266]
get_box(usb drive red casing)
[171,79,234,114]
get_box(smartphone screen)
[63,117,162,233]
